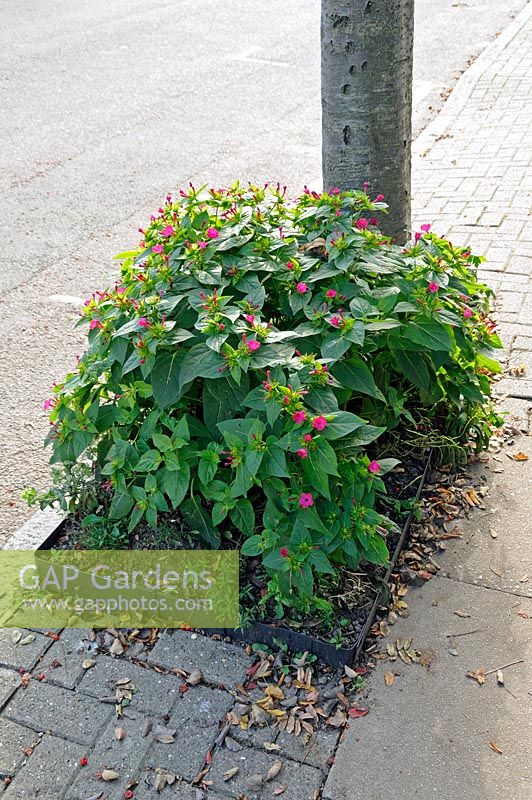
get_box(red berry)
[79,757,88,767]
[124,792,134,799]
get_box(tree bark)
[321,0,414,243]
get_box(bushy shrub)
[38,183,501,604]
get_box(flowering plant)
[40,183,501,604]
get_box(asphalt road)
[0,0,527,539]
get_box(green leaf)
[152,432,173,452]
[109,488,134,520]
[229,499,255,535]
[241,535,263,556]
[363,534,389,565]
[181,495,220,548]
[321,334,351,361]
[401,319,453,351]
[312,438,339,476]
[394,350,431,391]
[179,344,226,386]
[151,350,184,408]
[322,411,366,440]
[134,450,162,472]
[161,464,190,507]
[331,357,383,400]
[310,548,334,574]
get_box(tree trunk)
[321,0,414,243]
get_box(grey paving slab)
[76,653,182,715]
[0,630,51,671]
[275,727,341,773]
[437,436,532,597]
[65,714,153,800]
[133,779,212,799]
[500,397,532,433]
[147,631,251,689]
[0,669,18,710]
[143,684,234,783]
[0,718,38,777]
[324,577,532,800]
[207,745,323,800]
[40,629,95,690]
[3,680,110,745]
[2,734,84,800]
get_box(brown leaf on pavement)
[489,742,503,754]
[508,451,528,461]
[223,767,239,781]
[101,769,120,781]
[466,667,486,685]
[265,761,283,782]
[454,610,471,618]
[384,671,395,687]
[348,707,369,718]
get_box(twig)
[485,659,524,676]
[446,628,485,638]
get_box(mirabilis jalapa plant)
[38,182,502,604]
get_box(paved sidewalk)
[325,4,532,799]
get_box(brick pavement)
[412,2,532,398]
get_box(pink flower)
[356,218,368,229]
[369,217,378,226]
[296,448,308,459]
[428,281,439,293]
[303,433,313,443]
[311,416,328,431]
[421,223,431,233]
[138,317,149,327]
[463,307,473,318]
[42,399,53,411]
[247,340,261,352]
[292,411,307,424]
[374,194,385,202]
[368,460,381,474]
[415,232,422,243]
[89,319,102,330]
[330,315,341,327]
[162,225,174,237]
[244,314,255,324]
[326,289,338,298]
[152,244,164,254]
[299,493,314,508]
[198,241,208,250]
[296,282,308,294]
[280,547,289,558]
[331,186,340,195]
[286,261,294,270]
[206,227,219,239]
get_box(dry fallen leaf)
[187,669,203,686]
[508,452,528,461]
[348,707,369,718]
[273,786,286,795]
[466,667,486,685]
[101,769,120,782]
[114,727,126,741]
[384,671,395,687]
[489,742,503,755]
[454,610,471,618]
[223,767,239,782]
[496,670,505,686]
[263,742,281,753]
[82,659,96,670]
[265,761,283,782]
